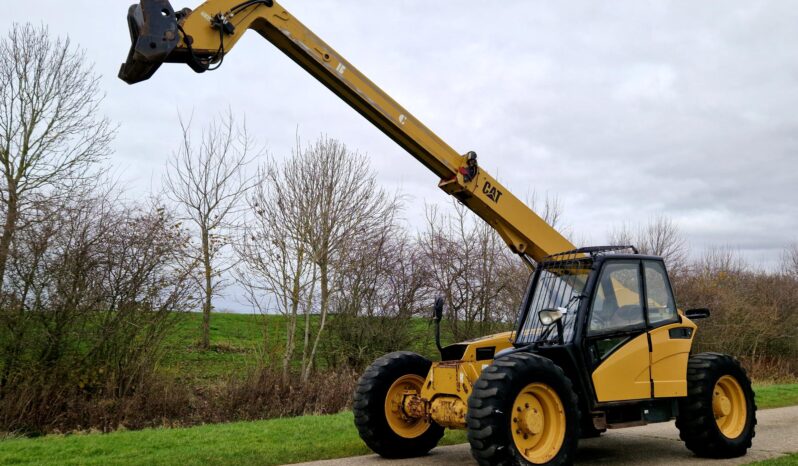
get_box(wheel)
[353,351,444,458]
[676,352,757,458]
[467,352,580,465]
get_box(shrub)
[0,192,195,433]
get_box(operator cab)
[511,246,697,424]
[514,245,679,351]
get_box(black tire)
[676,352,757,458]
[467,352,580,466]
[353,351,444,458]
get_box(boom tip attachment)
[118,0,180,84]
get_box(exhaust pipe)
[118,0,181,84]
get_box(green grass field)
[160,313,271,382]
[0,384,794,466]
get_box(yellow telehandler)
[118,1,757,464]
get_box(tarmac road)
[294,406,798,465]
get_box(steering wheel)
[590,308,613,330]
[612,305,642,325]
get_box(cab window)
[588,261,645,335]
[644,261,678,326]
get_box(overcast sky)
[3,1,797,308]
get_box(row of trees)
[179,112,798,379]
[168,120,536,377]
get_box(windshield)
[515,260,592,345]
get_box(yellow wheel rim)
[511,383,566,464]
[384,374,429,439]
[713,375,747,439]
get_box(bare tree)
[608,214,688,272]
[324,207,420,369]
[236,135,399,381]
[164,111,255,349]
[292,136,399,381]
[695,246,745,277]
[236,162,315,381]
[0,24,113,291]
[420,201,524,340]
[783,243,798,277]
[414,191,567,340]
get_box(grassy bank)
[161,312,455,383]
[160,313,270,382]
[0,384,794,466]
[162,312,798,390]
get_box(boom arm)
[120,0,575,262]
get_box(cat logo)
[483,181,503,203]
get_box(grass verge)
[754,383,798,409]
[0,412,466,466]
[751,453,798,465]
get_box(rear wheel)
[676,353,757,458]
[467,352,580,465]
[353,351,443,458]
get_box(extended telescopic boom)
[119,0,575,263]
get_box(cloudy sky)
[3,1,797,308]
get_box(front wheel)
[353,351,444,458]
[467,352,580,465]
[676,353,757,458]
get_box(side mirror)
[539,307,567,326]
[434,297,444,322]
[685,308,710,319]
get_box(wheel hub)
[518,406,545,435]
[713,392,732,417]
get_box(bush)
[673,251,798,381]
[219,367,357,420]
[0,192,196,433]
[0,366,357,434]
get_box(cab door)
[643,260,695,398]
[587,260,652,402]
